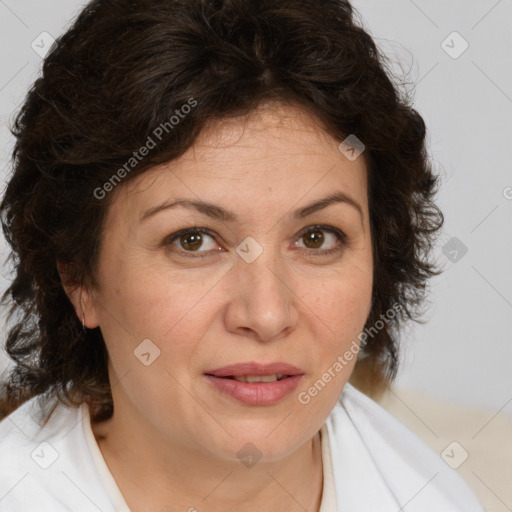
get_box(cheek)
[97,251,223,330]
[93,257,229,374]
[299,259,373,378]
[304,260,372,332]
[290,272,372,431]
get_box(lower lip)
[204,375,303,405]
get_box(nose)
[223,246,299,343]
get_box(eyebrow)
[140,191,364,226]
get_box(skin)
[63,101,373,512]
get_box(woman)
[0,0,483,510]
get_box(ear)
[57,261,101,329]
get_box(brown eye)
[302,229,324,249]
[180,232,203,251]
[295,225,346,255]
[166,228,220,257]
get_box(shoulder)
[0,395,65,469]
[0,396,113,511]
[324,383,484,512]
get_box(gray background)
[1,0,511,417]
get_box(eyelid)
[296,224,346,242]
[166,226,217,243]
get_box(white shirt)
[0,384,483,511]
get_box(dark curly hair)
[0,0,443,420]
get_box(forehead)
[196,102,338,149]
[111,102,369,222]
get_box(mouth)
[204,361,304,378]
[206,373,291,383]
[203,362,304,405]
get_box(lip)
[203,362,305,406]
[204,374,304,405]
[204,362,304,378]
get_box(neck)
[92,406,324,512]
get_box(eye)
[164,224,347,259]
[166,228,221,258]
[294,225,346,255]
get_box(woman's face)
[82,102,373,462]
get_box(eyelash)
[164,225,347,259]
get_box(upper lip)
[204,362,304,378]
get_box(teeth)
[233,373,285,383]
